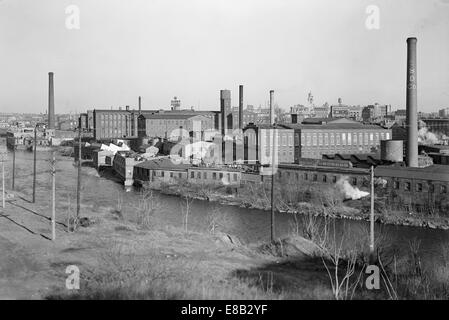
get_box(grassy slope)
[0,192,333,300]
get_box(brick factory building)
[285,118,392,160]
[243,123,295,165]
[137,113,216,141]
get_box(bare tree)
[181,194,193,233]
[136,189,161,229]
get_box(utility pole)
[12,143,15,190]
[1,155,5,209]
[270,128,276,243]
[32,125,37,203]
[270,90,276,243]
[50,151,56,241]
[370,166,375,256]
[76,127,82,224]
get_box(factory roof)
[135,158,191,171]
[138,113,209,120]
[286,123,387,130]
[93,109,159,113]
[243,123,292,130]
[375,165,449,182]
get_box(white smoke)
[336,176,369,200]
[418,127,439,145]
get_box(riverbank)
[144,181,449,231]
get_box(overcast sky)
[0,0,448,114]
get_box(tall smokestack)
[48,72,55,129]
[220,90,231,135]
[239,85,243,129]
[138,96,142,115]
[269,90,274,125]
[406,37,418,167]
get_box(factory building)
[285,118,392,160]
[243,123,295,165]
[92,108,140,140]
[137,113,215,141]
[362,104,391,122]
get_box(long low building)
[285,118,392,160]
[133,158,242,186]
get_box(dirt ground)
[0,189,332,300]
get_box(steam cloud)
[418,127,439,145]
[336,176,369,200]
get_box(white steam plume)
[336,176,369,200]
[418,127,439,145]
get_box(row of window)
[277,170,358,185]
[392,180,448,194]
[190,171,239,182]
[301,131,390,147]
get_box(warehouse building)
[285,118,392,160]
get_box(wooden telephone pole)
[370,166,375,255]
[1,151,5,209]
[50,151,56,240]
[12,143,15,190]
[76,127,82,224]
[32,125,37,203]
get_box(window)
[213,172,217,180]
[161,171,165,177]
[342,133,346,145]
[197,172,201,179]
[332,176,337,183]
[353,133,357,145]
[322,175,327,183]
[336,134,341,145]
[203,172,207,179]
[313,174,318,181]
[296,173,299,180]
[441,185,447,194]
[179,173,182,178]
[324,133,329,146]
[318,133,323,146]
[233,173,237,181]
[404,182,410,191]
[394,181,399,189]
[416,183,423,192]
[191,172,195,178]
[312,134,317,146]
[304,173,308,180]
[219,173,223,179]
[352,177,357,186]
[429,184,434,193]
[170,172,173,178]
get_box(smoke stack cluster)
[406,37,418,167]
[239,85,243,129]
[269,90,274,125]
[48,72,55,129]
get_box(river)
[1,147,448,265]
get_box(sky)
[0,0,448,114]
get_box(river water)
[1,147,449,265]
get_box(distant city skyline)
[1,0,448,113]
